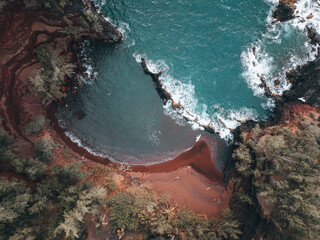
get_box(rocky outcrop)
[273,0,296,22]
[140,58,219,134]
[140,58,171,103]
[284,58,320,107]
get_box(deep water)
[57,0,319,163]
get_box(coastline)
[48,102,225,183]
[1,0,319,223]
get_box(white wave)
[292,0,320,33]
[57,117,117,161]
[132,53,260,142]
[241,0,319,99]
[98,0,319,144]
[117,21,131,37]
[196,134,202,142]
[92,0,107,9]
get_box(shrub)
[108,192,140,232]
[52,162,89,186]
[34,137,56,162]
[25,115,49,135]
[0,129,15,162]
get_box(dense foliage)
[34,136,56,162]
[0,129,107,240]
[30,45,75,101]
[108,185,242,240]
[233,118,320,240]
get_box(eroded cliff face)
[0,0,122,142]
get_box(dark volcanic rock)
[308,27,320,46]
[273,2,295,22]
[285,57,320,107]
[140,58,171,103]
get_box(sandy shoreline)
[48,102,232,216]
[48,103,226,183]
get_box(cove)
[57,0,314,164]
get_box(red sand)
[49,110,232,216]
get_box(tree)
[34,137,56,162]
[0,129,15,162]
[0,179,47,239]
[10,158,47,181]
[233,118,320,240]
[30,45,75,101]
[25,115,49,135]
[52,162,88,186]
[108,192,141,232]
[54,186,107,239]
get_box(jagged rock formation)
[273,0,296,22]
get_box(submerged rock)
[74,110,86,120]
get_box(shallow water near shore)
[57,0,319,164]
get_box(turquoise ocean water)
[57,0,319,164]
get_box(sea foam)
[242,0,319,98]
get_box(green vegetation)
[0,129,15,162]
[25,115,49,135]
[10,158,47,180]
[52,162,89,186]
[233,119,320,240]
[0,0,14,12]
[37,0,71,9]
[0,128,107,240]
[0,169,106,240]
[0,151,106,240]
[108,185,242,239]
[34,136,56,162]
[30,45,75,101]
[83,9,103,33]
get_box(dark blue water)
[57,0,318,163]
